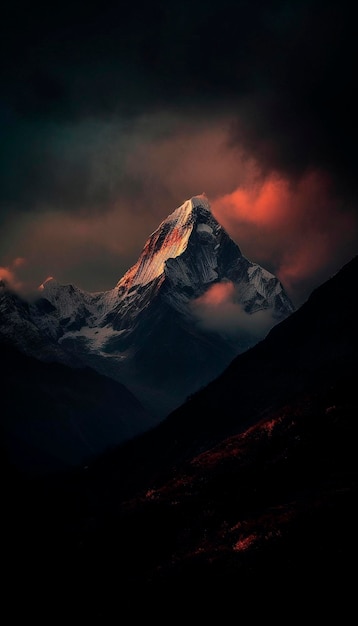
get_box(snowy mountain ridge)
[1,195,295,415]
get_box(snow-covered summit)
[114,196,210,291]
[114,194,230,294]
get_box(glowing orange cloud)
[212,170,336,228]
[212,170,358,304]
[195,281,235,306]
[215,177,288,226]
[0,266,16,284]
[0,258,27,291]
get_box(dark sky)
[0,0,357,305]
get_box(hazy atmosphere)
[1,0,357,306]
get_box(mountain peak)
[168,193,212,224]
[191,192,210,209]
[117,195,218,290]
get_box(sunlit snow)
[115,196,214,290]
[60,325,126,356]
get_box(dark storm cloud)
[0,0,357,301]
[228,3,357,199]
[0,116,138,213]
[1,0,356,215]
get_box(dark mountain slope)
[2,256,357,620]
[5,343,356,620]
[80,254,358,493]
[159,253,358,452]
[0,342,155,472]
[81,380,356,614]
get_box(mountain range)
[1,194,294,468]
[3,254,357,619]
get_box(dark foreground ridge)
[2,256,357,619]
